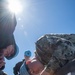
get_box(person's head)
[0,0,18,70]
[35,34,75,75]
[0,0,18,60]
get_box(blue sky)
[4,0,75,75]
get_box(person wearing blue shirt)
[13,50,31,75]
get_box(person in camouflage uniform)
[35,34,75,75]
[20,34,75,75]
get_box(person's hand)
[0,50,5,70]
[0,55,5,68]
[55,60,75,75]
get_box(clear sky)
[4,0,75,75]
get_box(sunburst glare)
[8,0,23,14]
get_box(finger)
[0,62,5,68]
[0,55,4,59]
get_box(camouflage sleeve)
[35,34,75,75]
[48,34,75,46]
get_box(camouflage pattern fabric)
[35,34,75,74]
[47,34,75,46]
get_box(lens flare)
[8,0,23,14]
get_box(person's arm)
[13,61,24,75]
[56,60,75,75]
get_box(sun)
[8,0,23,14]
